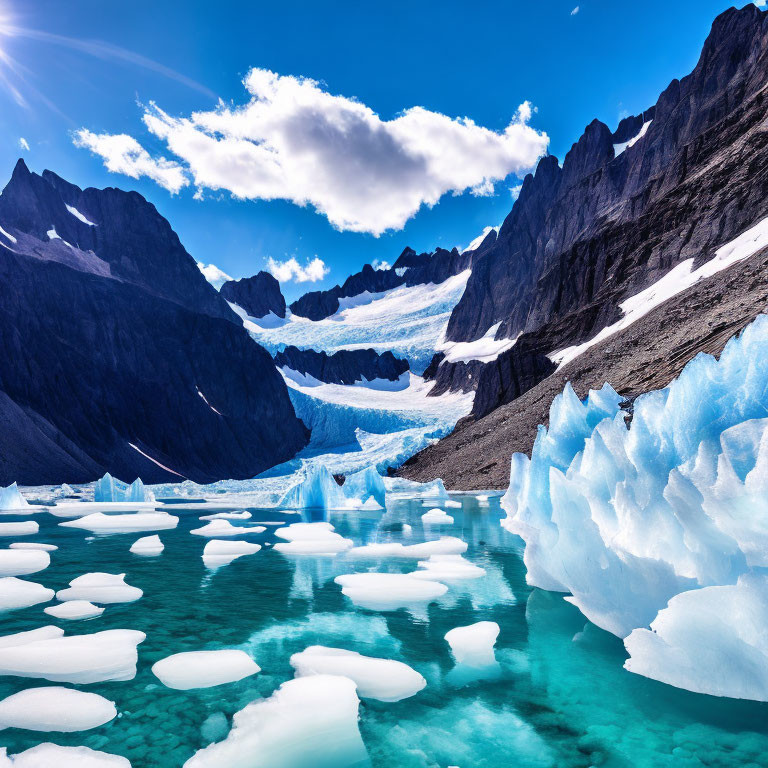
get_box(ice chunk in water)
[202,540,261,569]
[190,519,264,537]
[61,512,178,534]
[0,628,145,683]
[346,536,467,559]
[411,554,485,582]
[183,675,368,768]
[0,549,49,577]
[0,522,37,537]
[0,743,131,767]
[624,573,768,701]
[0,626,63,648]
[9,543,57,551]
[290,646,425,702]
[0,578,54,612]
[152,649,260,690]
[335,572,447,610]
[56,573,142,604]
[341,465,386,508]
[273,522,353,555]
[199,511,252,521]
[44,601,104,620]
[421,508,454,525]
[0,686,116,732]
[279,465,347,510]
[94,473,153,503]
[0,483,29,512]
[129,535,164,555]
[445,621,500,667]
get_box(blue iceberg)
[94,473,153,503]
[342,465,386,508]
[280,465,347,510]
[502,315,768,698]
[0,482,30,511]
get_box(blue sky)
[0,0,746,300]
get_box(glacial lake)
[2,494,768,767]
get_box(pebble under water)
[1,495,768,767]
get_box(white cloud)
[755,1,766,7]
[72,129,188,194]
[371,259,390,271]
[196,261,232,289]
[74,68,548,235]
[571,6,580,15]
[18,137,29,151]
[510,183,523,200]
[267,255,328,283]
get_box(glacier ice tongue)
[0,483,29,512]
[183,675,368,768]
[501,314,768,697]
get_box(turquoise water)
[2,496,768,767]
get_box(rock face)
[435,5,768,413]
[0,160,308,485]
[289,245,478,321]
[220,272,286,319]
[274,347,409,385]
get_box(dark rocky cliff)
[0,161,308,485]
[220,271,286,319]
[274,346,409,385]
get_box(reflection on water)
[0,495,766,767]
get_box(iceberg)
[0,549,49,577]
[202,540,261,568]
[421,508,454,525]
[273,522,353,555]
[0,686,116,732]
[60,512,178,533]
[129,534,164,555]
[190,519,264,537]
[346,536,467,559]
[0,577,54,612]
[279,465,347,510]
[444,621,500,667]
[152,649,260,690]
[501,315,768,697]
[0,521,37,537]
[290,646,426,702]
[94,473,154,503]
[0,483,29,511]
[411,554,485,582]
[0,628,145,683]
[9,542,57,551]
[199,510,252,521]
[0,744,131,767]
[341,465,386,508]
[183,675,368,768]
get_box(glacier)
[501,314,768,699]
[234,271,471,374]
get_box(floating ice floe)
[273,522,353,556]
[0,628,145,683]
[346,536,467,559]
[444,499,462,508]
[56,573,142,604]
[0,521,37,537]
[290,646,425,702]
[0,686,116,732]
[9,542,57,551]
[152,649,260,690]
[411,554,485,582]
[624,573,768,701]
[183,675,368,768]
[445,621,500,667]
[501,315,768,698]
[190,519,264,537]
[199,510,252,521]
[0,743,131,767]
[203,540,261,569]
[129,535,164,555]
[335,573,448,610]
[279,465,347,510]
[0,483,30,512]
[0,549,49,577]
[44,600,104,620]
[0,578,54,611]
[60,512,178,533]
[421,508,454,525]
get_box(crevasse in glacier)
[501,314,768,698]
